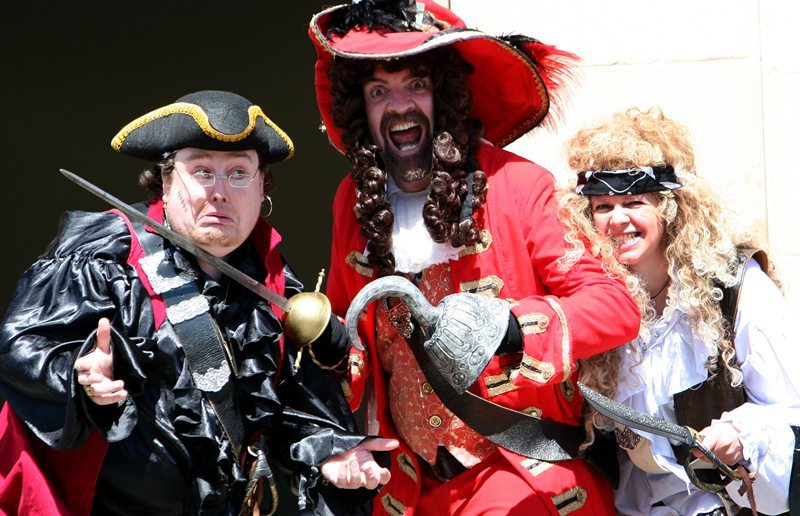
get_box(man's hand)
[692,421,744,465]
[321,438,399,490]
[74,318,128,405]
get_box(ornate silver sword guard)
[345,275,510,394]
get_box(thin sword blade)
[577,382,694,446]
[60,168,289,311]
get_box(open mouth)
[388,121,423,152]
[610,232,641,247]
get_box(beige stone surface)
[447,0,799,314]
[761,1,800,258]
[774,256,800,306]
[452,0,760,64]
[762,72,800,257]
[507,61,765,215]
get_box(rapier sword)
[60,168,339,348]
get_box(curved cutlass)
[577,382,741,484]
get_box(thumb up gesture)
[74,317,128,405]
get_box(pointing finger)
[360,438,400,452]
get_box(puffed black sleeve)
[0,211,151,449]
[272,262,371,513]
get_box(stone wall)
[444,0,800,314]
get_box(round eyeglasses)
[189,170,258,188]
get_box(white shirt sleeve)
[715,259,800,514]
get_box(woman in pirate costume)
[558,106,800,515]
[0,90,397,515]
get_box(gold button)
[421,382,433,394]
[428,415,442,427]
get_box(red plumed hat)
[309,0,579,153]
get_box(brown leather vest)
[672,249,767,463]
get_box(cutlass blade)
[577,381,695,446]
[577,382,741,482]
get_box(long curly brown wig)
[328,47,488,277]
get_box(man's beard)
[380,111,433,184]
[383,138,432,183]
[190,227,234,250]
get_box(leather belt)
[128,208,245,459]
[405,324,584,462]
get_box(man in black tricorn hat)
[0,90,397,514]
[308,1,641,514]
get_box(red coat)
[0,404,107,516]
[327,142,640,514]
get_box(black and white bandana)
[576,165,682,196]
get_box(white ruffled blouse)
[614,259,800,515]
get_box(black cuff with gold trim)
[307,315,349,371]
[497,312,523,354]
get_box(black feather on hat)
[326,0,417,37]
[498,34,580,129]
[111,90,294,163]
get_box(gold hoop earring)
[162,197,171,227]
[262,195,273,217]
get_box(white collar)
[375,174,464,274]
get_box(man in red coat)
[309,2,641,514]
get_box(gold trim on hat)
[498,46,549,147]
[111,103,295,159]
[309,5,340,59]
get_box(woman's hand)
[693,421,744,465]
[321,437,399,489]
[74,317,128,405]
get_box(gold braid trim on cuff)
[307,342,348,372]
[544,297,572,380]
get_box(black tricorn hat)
[111,90,294,163]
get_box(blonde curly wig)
[557,107,774,441]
